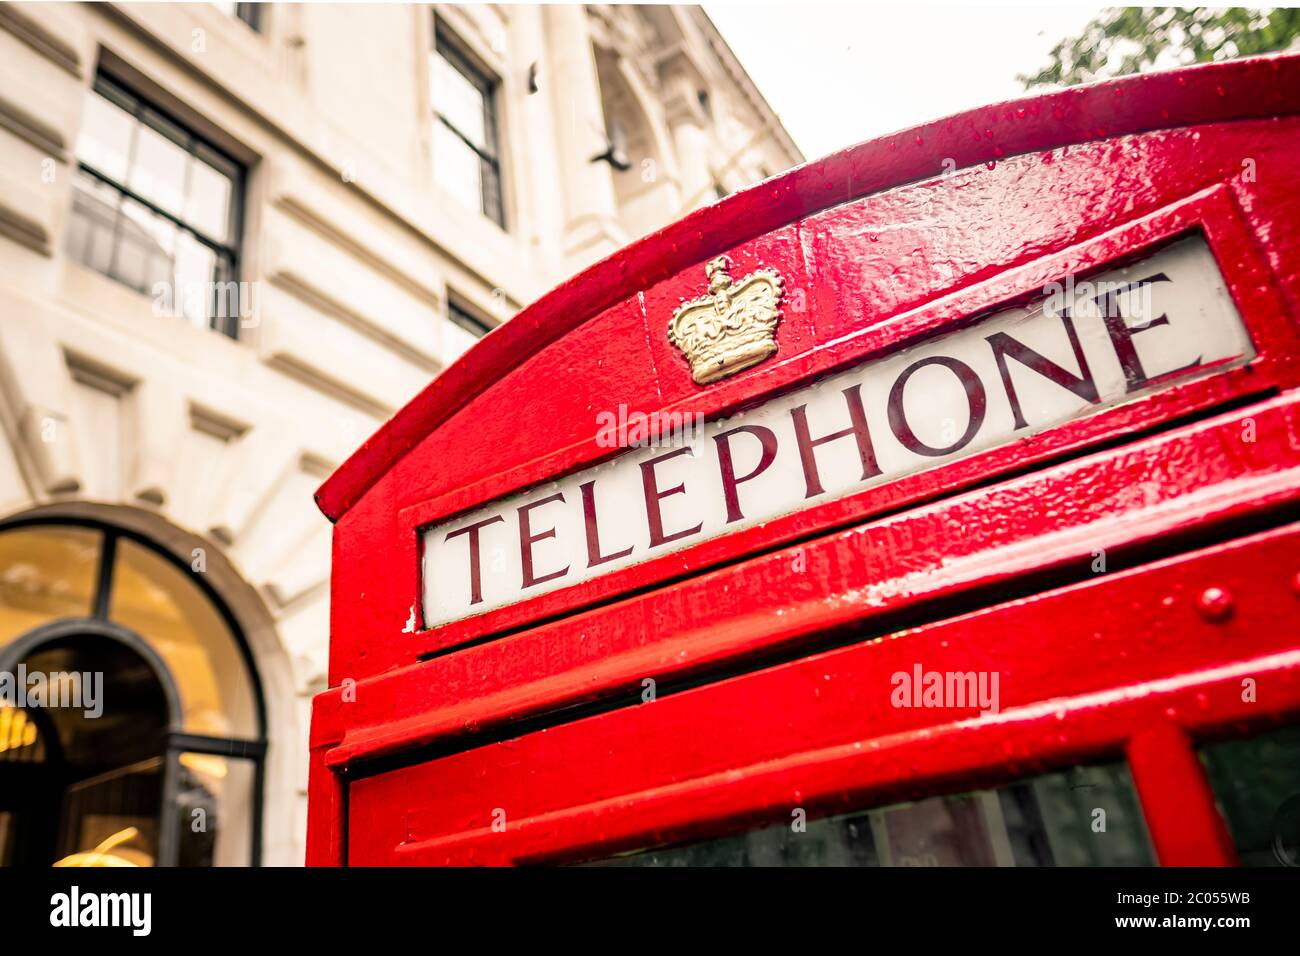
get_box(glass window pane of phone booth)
[585,761,1154,867]
[1199,724,1300,867]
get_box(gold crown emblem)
[668,255,784,385]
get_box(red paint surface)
[307,55,1300,866]
[1128,723,1239,866]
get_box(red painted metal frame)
[348,520,1300,865]
[308,55,1300,866]
[318,394,1300,865]
[316,395,1300,774]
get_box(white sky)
[704,0,1111,162]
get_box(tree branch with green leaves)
[1021,7,1300,89]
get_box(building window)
[444,299,494,364]
[0,521,265,867]
[208,2,261,30]
[67,74,246,338]
[430,22,505,227]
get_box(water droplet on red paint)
[993,146,1004,158]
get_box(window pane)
[442,302,491,363]
[185,156,233,244]
[127,122,189,218]
[430,49,487,148]
[1200,725,1300,866]
[433,121,483,212]
[67,169,121,275]
[18,634,171,868]
[116,198,176,295]
[442,318,483,365]
[584,761,1154,866]
[108,540,258,738]
[51,757,162,867]
[0,705,46,764]
[481,155,503,226]
[176,753,254,866]
[173,232,218,329]
[449,302,490,337]
[0,527,101,647]
[207,1,259,28]
[210,253,240,337]
[75,91,135,183]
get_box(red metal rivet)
[1196,587,1234,623]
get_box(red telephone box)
[307,55,1300,867]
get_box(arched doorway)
[0,521,265,866]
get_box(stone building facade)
[0,2,800,866]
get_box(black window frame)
[431,21,505,228]
[233,3,261,31]
[70,72,247,339]
[207,1,262,31]
[448,298,494,340]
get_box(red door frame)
[308,55,1300,866]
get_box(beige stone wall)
[0,2,800,865]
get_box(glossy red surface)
[352,523,1300,865]
[308,55,1300,866]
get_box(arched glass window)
[0,521,264,867]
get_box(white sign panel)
[422,236,1253,628]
